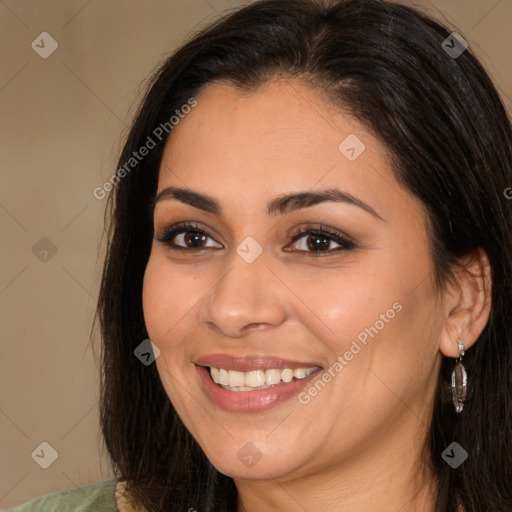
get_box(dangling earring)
[451,338,467,413]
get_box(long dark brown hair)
[96,1,512,510]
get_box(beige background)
[1,0,510,508]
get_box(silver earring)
[451,338,467,413]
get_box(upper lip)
[194,354,323,372]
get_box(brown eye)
[287,224,355,254]
[305,234,333,251]
[156,222,355,255]
[182,231,207,248]
[157,223,222,250]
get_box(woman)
[10,0,512,510]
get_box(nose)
[199,249,287,338]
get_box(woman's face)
[142,78,445,481]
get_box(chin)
[211,453,302,481]
[197,434,307,481]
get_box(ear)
[438,247,492,358]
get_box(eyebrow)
[150,186,384,221]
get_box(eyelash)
[156,222,355,255]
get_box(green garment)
[6,480,118,511]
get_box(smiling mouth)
[207,366,320,391]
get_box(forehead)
[162,78,363,165]
[156,78,420,226]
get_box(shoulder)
[7,479,118,512]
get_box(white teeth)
[281,368,294,383]
[209,366,319,390]
[210,367,220,382]
[228,370,245,387]
[293,368,306,379]
[245,370,266,387]
[218,368,229,385]
[265,369,282,385]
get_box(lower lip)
[195,365,322,412]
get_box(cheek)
[142,255,197,410]
[142,253,195,343]
[142,259,166,341]
[303,260,438,401]
[288,264,402,350]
